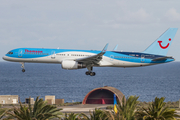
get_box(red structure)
[82,86,124,104]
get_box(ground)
[59,104,111,113]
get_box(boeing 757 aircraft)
[3,28,178,76]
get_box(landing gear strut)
[85,66,96,76]
[20,62,25,73]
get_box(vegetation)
[166,101,179,109]
[0,108,9,119]
[117,95,139,120]
[57,102,82,106]
[105,96,180,120]
[0,96,180,120]
[6,96,62,120]
[81,108,108,120]
[64,113,80,120]
[136,97,180,120]
[106,105,114,110]
[107,101,180,110]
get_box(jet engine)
[61,60,86,70]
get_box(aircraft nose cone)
[2,56,7,60]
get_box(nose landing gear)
[20,62,25,73]
[22,69,25,72]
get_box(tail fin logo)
[158,38,171,49]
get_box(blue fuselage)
[3,48,174,67]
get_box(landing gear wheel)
[90,72,96,76]
[22,69,25,72]
[85,71,90,75]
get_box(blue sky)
[1,0,180,61]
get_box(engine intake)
[61,60,86,70]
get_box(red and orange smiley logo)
[158,38,171,49]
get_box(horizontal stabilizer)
[113,45,118,51]
[152,56,173,61]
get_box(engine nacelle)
[61,60,86,70]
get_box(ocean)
[0,61,180,102]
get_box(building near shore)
[25,98,35,104]
[82,86,124,104]
[55,99,64,104]
[0,95,18,104]
[45,95,55,105]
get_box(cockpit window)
[7,52,13,54]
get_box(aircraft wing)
[75,43,109,65]
[152,56,173,61]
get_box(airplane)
[2,28,178,76]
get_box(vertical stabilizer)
[143,28,178,56]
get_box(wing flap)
[75,43,109,65]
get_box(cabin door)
[18,49,23,57]
[51,51,56,59]
[141,54,145,63]
[110,55,114,61]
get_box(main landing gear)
[85,66,96,76]
[20,62,25,73]
[85,71,96,76]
